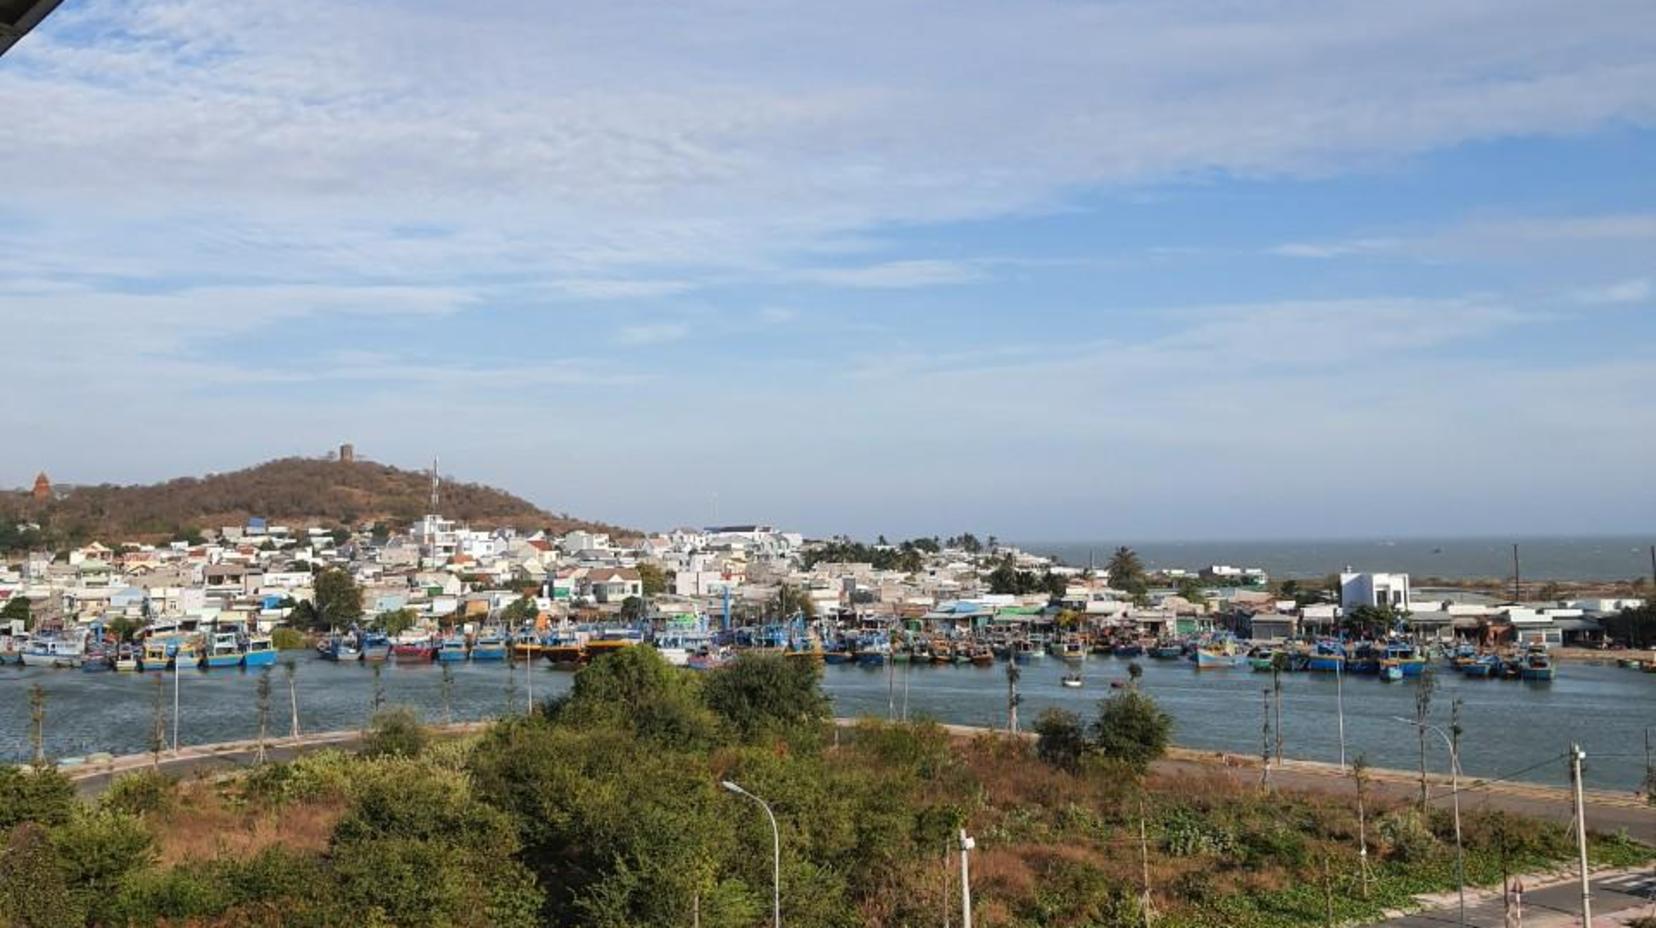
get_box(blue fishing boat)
[1378,659,1404,682]
[243,635,278,668]
[1383,642,1427,677]
[1305,641,1346,673]
[201,631,245,668]
[469,630,508,661]
[359,631,392,662]
[1460,654,1499,677]
[1519,645,1555,681]
[436,634,469,662]
[317,633,361,662]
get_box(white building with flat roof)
[1339,571,1410,612]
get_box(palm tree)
[1106,546,1147,593]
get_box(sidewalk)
[1376,865,1656,926]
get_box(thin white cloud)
[614,321,691,346]
[800,260,982,289]
[1571,278,1651,305]
[1267,238,1400,259]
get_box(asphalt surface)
[1378,868,1656,926]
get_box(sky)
[2,0,1654,540]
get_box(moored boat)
[114,643,142,672]
[1378,659,1404,682]
[435,634,469,663]
[243,635,278,668]
[469,630,508,661]
[1519,645,1555,681]
[392,633,438,662]
[200,631,244,669]
[359,631,392,662]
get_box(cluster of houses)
[0,510,1644,649]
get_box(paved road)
[1378,868,1656,926]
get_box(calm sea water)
[1026,536,1656,582]
[3,654,1651,790]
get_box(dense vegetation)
[0,457,631,550]
[0,649,1647,927]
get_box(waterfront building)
[1339,570,1410,612]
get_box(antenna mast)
[429,456,441,513]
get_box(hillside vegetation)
[0,457,630,548]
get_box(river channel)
[2,653,1650,791]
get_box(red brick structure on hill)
[31,472,50,501]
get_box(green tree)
[376,608,419,637]
[499,597,539,627]
[51,807,155,923]
[0,765,76,830]
[549,645,720,748]
[701,653,830,740]
[1175,576,1208,605]
[774,584,817,619]
[637,563,669,596]
[618,595,647,623]
[310,567,362,630]
[1106,546,1148,596]
[1091,690,1173,774]
[1,595,31,631]
[104,615,143,643]
[362,707,428,759]
[1342,604,1396,639]
[1034,707,1088,771]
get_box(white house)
[1339,571,1410,612]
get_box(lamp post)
[723,780,781,928]
[1392,716,1465,927]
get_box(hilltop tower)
[339,443,355,463]
[31,471,50,501]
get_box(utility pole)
[255,667,270,764]
[1571,744,1592,926]
[1260,688,1272,785]
[1138,797,1154,928]
[29,683,46,768]
[1512,544,1521,602]
[959,829,975,928]
[1005,661,1021,735]
[172,649,181,753]
[1335,656,1347,772]
[285,660,300,739]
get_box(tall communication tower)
[428,456,441,514]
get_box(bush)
[551,645,720,748]
[241,749,355,805]
[99,769,177,817]
[50,807,155,923]
[0,823,82,928]
[271,626,307,650]
[362,707,428,759]
[1091,690,1173,774]
[1034,707,1088,771]
[701,653,830,740]
[0,766,76,830]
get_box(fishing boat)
[1058,636,1087,662]
[140,638,174,671]
[1192,646,1239,669]
[1061,672,1083,688]
[113,643,142,672]
[435,634,469,663]
[359,631,392,662]
[584,627,642,661]
[392,632,438,662]
[1150,641,1184,660]
[1378,658,1404,682]
[1112,641,1145,659]
[20,634,86,668]
[317,633,361,662]
[822,639,853,665]
[469,629,508,661]
[543,629,586,668]
[0,632,29,665]
[1460,654,1499,678]
[1247,649,1281,672]
[654,628,714,667]
[1011,638,1041,664]
[970,643,995,666]
[687,645,734,671]
[855,636,889,667]
[1519,645,1555,681]
[1304,640,1346,673]
[81,646,112,672]
[243,635,278,668]
[1383,642,1427,677]
[200,631,244,668]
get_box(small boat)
[200,631,245,669]
[435,635,469,663]
[1383,642,1427,677]
[1378,659,1404,682]
[140,638,174,671]
[392,633,438,662]
[1304,641,1346,673]
[1011,639,1040,664]
[1460,654,1499,678]
[1061,673,1083,688]
[21,635,86,668]
[243,635,279,668]
[317,634,361,662]
[1192,647,1239,669]
[469,630,508,661]
[1519,645,1555,681]
[583,627,642,660]
[544,631,586,668]
[81,647,113,672]
[1150,642,1184,660]
[855,638,889,667]
[113,643,142,672]
[359,631,392,662]
[970,644,995,666]
[1111,641,1144,658]
[1059,637,1088,662]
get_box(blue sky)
[2,0,1653,539]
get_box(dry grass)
[154,782,342,866]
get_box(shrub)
[551,645,720,748]
[1091,690,1173,774]
[99,769,177,818]
[1034,707,1088,771]
[270,627,307,650]
[701,652,830,740]
[0,823,82,928]
[50,807,155,923]
[0,766,76,830]
[362,707,428,759]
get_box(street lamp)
[722,780,781,928]
[1391,716,1465,927]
